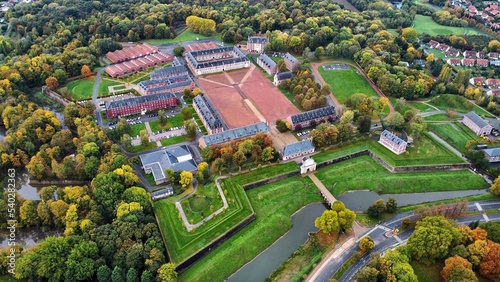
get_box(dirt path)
[310,61,395,122]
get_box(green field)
[315,155,487,195]
[312,133,465,166]
[98,78,121,96]
[428,94,493,117]
[65,79,95,100]
[159,135,188,146]
[130,123,146,136]
[127,142,157,153]
[179,175,322,282]
[180,183,224,224]
[143,29,222,45]
[407,101,436,113]
[428,122,482,153]
[414,15,486,36]
[423,113,459,122]
[149,114,184,132]
[318,65,378,104]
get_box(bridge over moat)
[305,173,337,207]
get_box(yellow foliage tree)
[179,170,193,188]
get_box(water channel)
[227,203,327,282]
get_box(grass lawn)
[179,175,323,282]
[143,29,222,44]
[180,183,224,224]
[277,85,301,109]
[425,47,446,59]
[149,114,184,132]
[407,101,436,113]
[428,122,481,153]
[64,78,95,100]
[314,155,487,195]
[318,65,378,104]
[130,123,146,136]
[98,78,121,96]
[410,260,444,282]
[228,162,298,185]
[388,98,412,114]
[127,142,157,153]
[312,133,465,166]
[423,113,459,122]
[413,15,485,36]
[144,173,157,187]
[428,94,493,117]
[160,136,189,146]
[155,178,254,264]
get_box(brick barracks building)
[106,92,177,118]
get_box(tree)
[340,110,354,124]
[179,171,193,188]
[357,115,371,133]
[45,76,59,90]
[184,119,198,139]
[479,242,500,281]
[394,98,406,113]
[97,265,112,282]
[277,59,287,72]
[173,46,185,56]
[467,239,490,267]
[441,255,474,281]
[140,270,155,282]
[315,201,355,234]
[390,112,405,131]
[157,263,177,282]
[490,175,500,196]
[20,200,38,227]
[181,107,192,120]
[81,65,92,78]
[359,236,375,253]
[126,268,139,282]
[238,139,254,155]
[426,53,435,64]
[367,199,386,218]
[401,27,418,42]
[407,216,462,264]
[356,267,379,282]
[261,147,275,162]
[158,110,166,125]
[232,151,246,168]
[386,198,397,213]
[120,134,132,151]
[111,266,124,282]
[276,119,291,132]
[139,129,149,145]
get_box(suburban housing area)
[3,0,500,282]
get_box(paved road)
[310,200,500,282]
[92,68,105,126]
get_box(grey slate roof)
[193,95,227,130]
[464,111,489,128]
[484,148,500,157]
[152,187,174,200]
[106,92,175,110]
[140,145,197,182]
[138,74,191,89]
[258,53,276,69]
[185,46,249,70]
[276,71,293,81]
[380,130,406,146]
[284,52,298,63]
[248,36,268,44]
[150,65,187,80]
[202,122,270,146]
[290,106,336,124]
[282,139,314,157]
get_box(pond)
[0,228,62,249]
[336,189,489,211]
[227,203,327,282]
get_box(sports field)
[414,15,486,36]
[315,155,487,195]
[318,65,378,104]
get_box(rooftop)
[248,36,269,44]
[258,53,276,69]
[150,65,188,79]
[484,148,500,157]
[290,106,336,124]
[193,95,227,130]
[202,122,270,146]
[380,130,406,146]
[276,71,293,81]
[282,139,315,157]
[284,52,298,63]
[106,92,175,110]
[140,145,198,182]
[464,111,489,128]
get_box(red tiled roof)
[184,41,219,53]
[448,58,461,65]
[106,44,160,63]
[476,59,489,66]
[462,58,475,65]
[487,79,500,86]
[105,51,173,77]
[489,89,500,96]
[471,77,485,84]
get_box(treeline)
[280,70,328,110]
[346,0,414,28]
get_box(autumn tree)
[81,65,92,78]
[367,199,386,218]
[386,197,397,213]
[441,255,475,281]
[179,171,193,188]
[490,175,500,196]
[184,119,198,139]
[157,263,177,282]
[315,201,356,234]
[359,236,375,253]
[139,129,149,146]
[479,241,500,281]
[45,76,59,90]
[181,107,193,120]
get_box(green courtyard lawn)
[154,179,254,265]
[407,101,436,113]
[64,78,95,100]
[423,113,459,122]
[277,85,301,109]
[143,29,222,45]
[179,175,322,282]
[314,155,487,196]
[98,78,122,96]
[428,122,482,153]
[127,142,157,153]
[428,94,493,117]
[312,133,465,166]
[180,183,225,224]
[149,114,184,132]
[130,123,146,136]
[413,15,486,36]
[318,65,378,104]
[159,135,189,146]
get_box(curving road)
[309,200,500,282]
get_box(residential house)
[476,59,489,67]
[247,36,268,53]
[487,89,500,96]
[378,130,407,155]
[463,50,477,59]
[446,49,460,57]
[477,52,486,59]
[140,145,197,184]
[462,58,475,67]
[486,78,500,88]
[274,71,293,86]
[281,139,315,161]
[469,77,485,86]
[462,111,493,136]
[257,53,278,75]
[483,148,500,162]
[287,106,337,131]
[488,52,499,59]
[438,44,450,52]
[447,58,461,66]
[284,52,299,71]
[490,60,500,67]
[105,92,177,118]
[427,40,440,48]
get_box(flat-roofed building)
[105,92,176,118]
[140,145,197,184]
